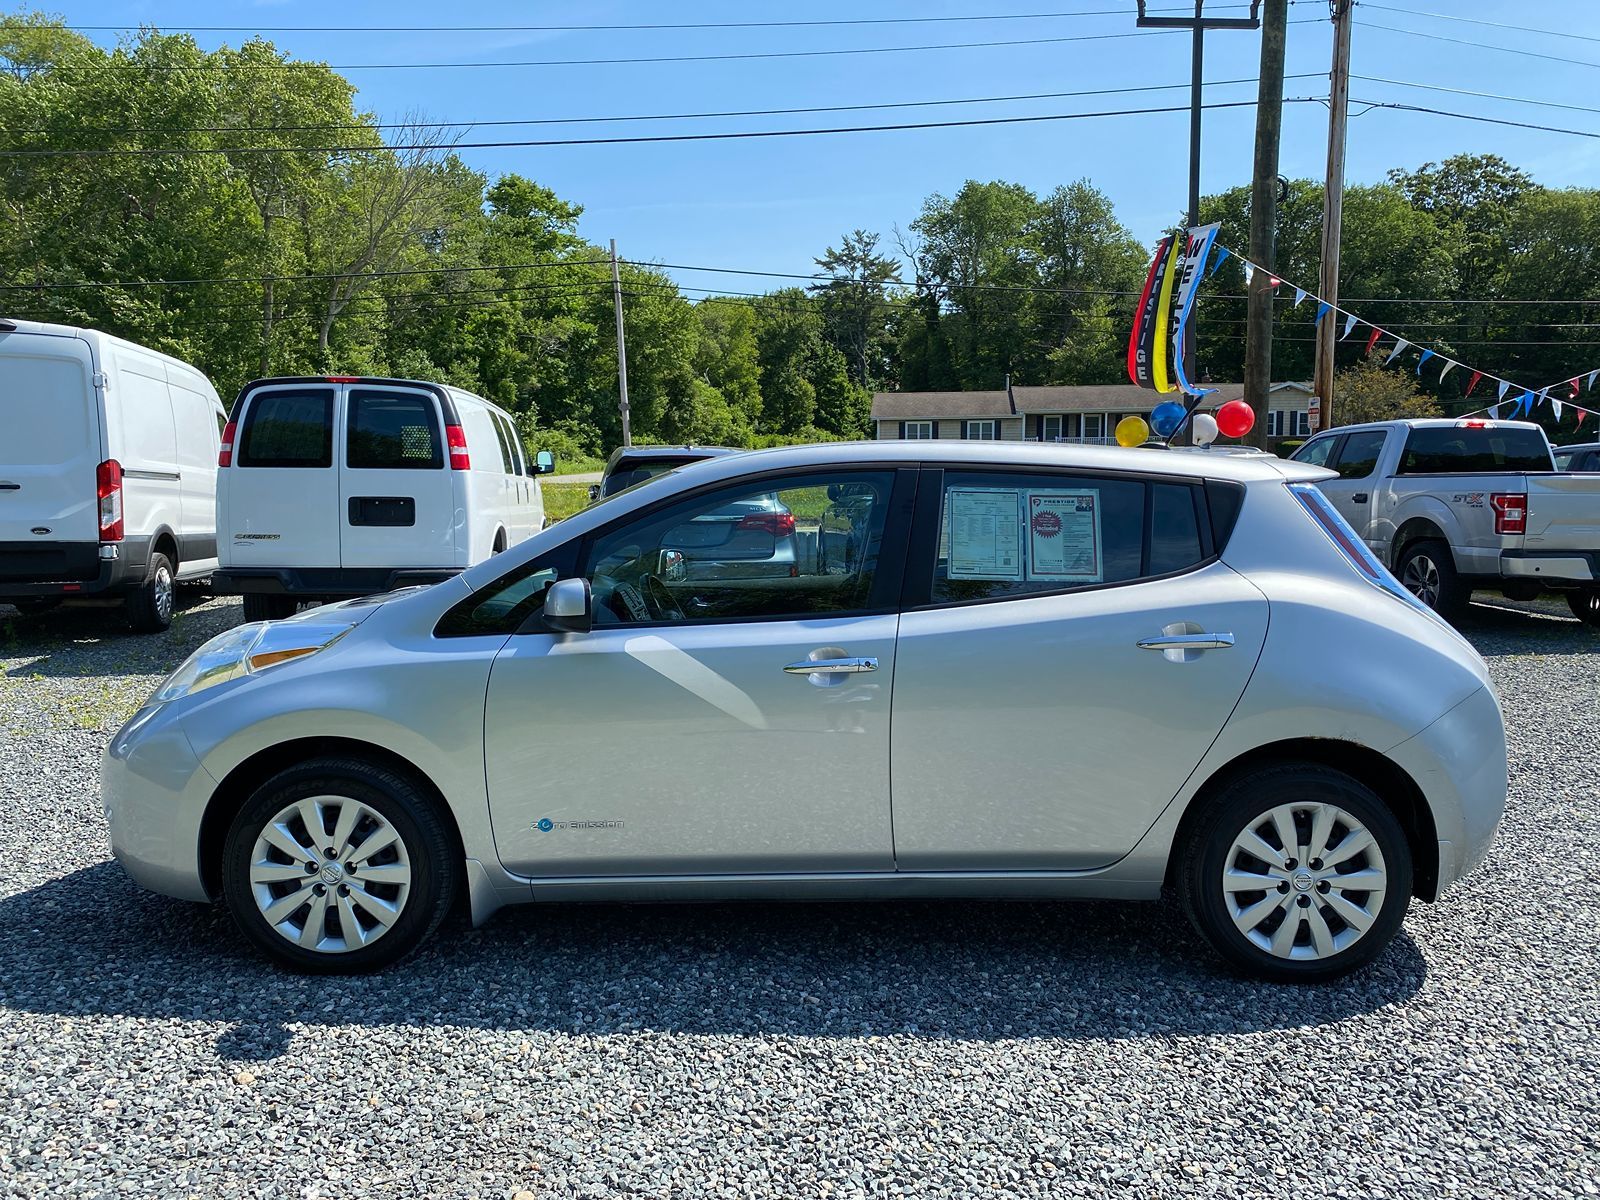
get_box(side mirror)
[534,450,556,475]
[657,548,687,582]
[541,577,591,633]
[587,483,601,502]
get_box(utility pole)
[1313,0,1354,432]
[1243,0,1288,451]
[1135,2,1262,391]
[610,238,632,447]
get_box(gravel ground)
[1,594,1598,1199]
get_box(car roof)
[604,444,742,470]
[1556,441,1600,453]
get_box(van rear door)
[226,383,340,567]
[338,384,455,568]
[0,332,103,581]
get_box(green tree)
[1333,352,1443,425]
[810,229,900,389]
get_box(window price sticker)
[1025,490,1102,582]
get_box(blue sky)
[50,0,1600,295]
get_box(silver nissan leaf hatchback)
[103,441,1507,981]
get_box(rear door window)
[346,389,442,470]
[237,388,334,468]
[1331,430,1386,479]
[1400,426,1553,473]
[923,470,1206,605]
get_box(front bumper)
[213,565,458,600]
[1386,684,1508,899]
[102,702,217,902]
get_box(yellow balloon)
[1115,415,1150,447]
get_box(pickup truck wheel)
[242,594,298,622]
[1396,539,1467,620]
[1567,589,1600,627]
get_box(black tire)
[242,594,298,622]
[1395,538,1468,621]
[1566,589,1600,627]
[125,551,175,633]
[1178,763,1413,983]
[221,757,458,973]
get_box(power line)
[0,258,610,292]
[1356,19,1600,71]
[1358,5,1600,46]
[5,75,1310,137]
[1354,74,1600,118]
[34,28,1200,72]
[52,6,1251,34]
[0,98,1289,158]
[1351,97,1600,141]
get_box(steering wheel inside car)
[640,572,686,621]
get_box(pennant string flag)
[1416,349,1435,374]
[1589,370,1599,391]
[1315,301,1331,324]
[1293,287,1307,308]
[1207,245,1230,278]
[1340,313,1359,340]
[1496,379,1510,401]
[1365,327,1383,354]
[1439,360,1457,382]
[1384,338,1410,365]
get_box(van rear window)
[347,390,442,470]
[237,389,333,468]
[1399,426,1553,474]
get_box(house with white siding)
[871,381,1317,448]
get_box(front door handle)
[784,656,878,675]
[1137,632,1235,652]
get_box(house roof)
[871,382,1312,421]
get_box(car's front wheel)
[221,757,458,973]
[1179,764,1412,983]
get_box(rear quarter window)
[1400,426,1553,473]
[238,388,333,468]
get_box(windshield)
[601,458,702,497]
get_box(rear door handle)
[784,656,878,674]
[1137,633,1235,651]
[1352,492,1369,503]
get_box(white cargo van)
[214,376,553,621]
[0,318,226,632]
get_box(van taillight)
[738,511,796,537]
[218,420,237,467]
[446,424,470,470]
[96,459,123,542]
[1491,492,1527,535]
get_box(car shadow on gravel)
[1456,599,1600,656]
[1,596,242,678]
[0,863,1426,1061]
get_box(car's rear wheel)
[242,594,298,622]
[221,757,457,973]
[1566,589,1600,627]
[1396,539,1467,620]
[1179,764,1412,983]
[126,551,175,633]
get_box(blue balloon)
[1150,401,1186,437]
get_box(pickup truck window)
[1332,430,1386,479]
[1292,436,1338,468]
[1399,426,1553,474]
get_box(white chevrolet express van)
[0,318,226,632]
[213,376,553,622]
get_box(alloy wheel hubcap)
[1401,556,1440,607]
[249,795,412,953]
[1222,802,1388,961]
[154,567,173,621]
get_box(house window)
[1081,414,1104,441]
[1267,410,1310,438]
[1266,410,1283,438]
[903,420,934,440]
[965,420,999,440]
[1041,415,1063,442]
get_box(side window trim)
[902,465,1216,613]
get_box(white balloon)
[1191,412,1220,446]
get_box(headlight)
[149,619,354,705]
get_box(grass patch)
[542,481,595,524]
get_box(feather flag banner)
[1169,223,1220,400]
[1127,234,1175,391]
[1385,339,1410,365]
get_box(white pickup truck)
[1289,418,1600,626]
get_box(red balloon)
[1216,399,1256,438]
